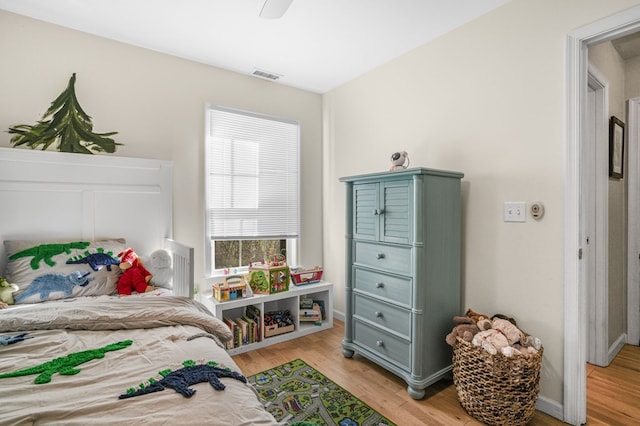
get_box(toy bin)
[263,310,294,337]
[248,263,290,294]
[452,335,543,426]
[213,275,248,302]
[291,267,323,286]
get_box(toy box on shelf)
[264,310,294,337]
[248,255,290,295]
[299,297,323,322]
[291,266,323,286]
[213,275,251,302]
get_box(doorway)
[566,5,640,424]
[627,96,640,346]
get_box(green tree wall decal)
[8,73,121,154]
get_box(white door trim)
[565,5,640,424]
[586,64,609,367]
[627,96,640,346]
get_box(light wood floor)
[236,320,594,425]
[586,344,640,425]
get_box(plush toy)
[472,317,542,357]
[472,329,510,356]
[491,317,524,345]
[521,334,542,351]
[141,249,173,288]
[466,308,489,323]
[445,316,479,346]
[505,334,542,356]
[445,308,491,346]
[117,248,153,295]
[0,277,19,308]
[492,313,517,325]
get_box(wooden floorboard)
[586,344,640,426]
[234,320,601,425]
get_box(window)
[205,105,299,275]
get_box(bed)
[0,148,279,425]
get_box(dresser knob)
[375,311,383,318]
[376,340,384,347]
[376,253,385,259]
[375,282,385,288]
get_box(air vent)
[251,69,282,81]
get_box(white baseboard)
[536,395,564,422]
[333,309,345,322]
[608,333,627,365]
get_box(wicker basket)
[452,336,543,426]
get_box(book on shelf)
[313,299,326,320]
[223,317,237,349]
[245,305,262,342]
[223,306,266,349]
[242,315,257,344]
[234,317,249,345]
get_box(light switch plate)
[504,202,526,222]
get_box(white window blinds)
[206,106,300,240]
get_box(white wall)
[0,10,324,289]
[322,0,640,411]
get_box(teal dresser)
[340,167,463,399]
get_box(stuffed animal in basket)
[472,316,541,357]
[445,308,492,346]
[0,277,19,309]
[117,248,154,295]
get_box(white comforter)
[0,296,279,425]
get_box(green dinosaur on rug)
[0,340,132,384]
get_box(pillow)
[4,238,126,304]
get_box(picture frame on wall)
[609,116,625,179]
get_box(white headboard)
[0,147,179,286]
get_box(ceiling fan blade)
[259,0,293,19]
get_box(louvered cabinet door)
[380,180,412,244]
[353,183,379,241]
[352,180,413,244]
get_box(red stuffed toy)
[117,248,154,295]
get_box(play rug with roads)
[248,358,396,426]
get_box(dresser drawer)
[353,319,410,370]
[354,294,411,338]
[353,241,412,276]
[353,267,412,307]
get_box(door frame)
[627,96,640,346]
[586,65,609,367]
[565,5,640,424]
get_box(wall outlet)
[504,201,526,222]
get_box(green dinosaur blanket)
[0,340,132,384]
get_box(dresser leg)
[407,385,425,400]
[342,348,354,358]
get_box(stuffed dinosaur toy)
[0,277,19,308]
